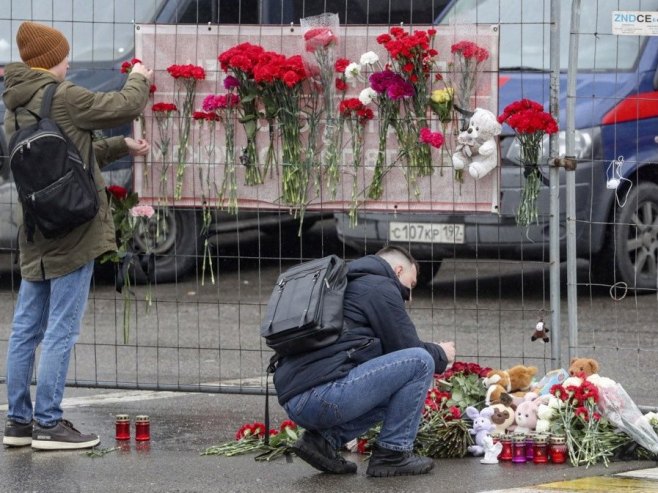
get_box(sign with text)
[612,11,658,35]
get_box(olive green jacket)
[3,62,150,280]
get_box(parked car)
[334,0,658,290]
[0,0,324,282]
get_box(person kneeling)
[273,246,455,476]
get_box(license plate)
[389,221,465,244]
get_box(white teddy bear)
[452,107,502,180]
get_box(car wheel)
[130,207,201,284]
[594,182,658,291]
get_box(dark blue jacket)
[273,255,448,405]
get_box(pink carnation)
[130,205,155,219]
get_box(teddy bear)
[531,319,550,343]
[513,392,541,434]
[568,357,599,377]
[482,365,538,406]
[486,401,516,435]
[452,107,502,180]
[465,406,496,456]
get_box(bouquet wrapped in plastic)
[595,379,658,455]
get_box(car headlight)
[504,126,602,164]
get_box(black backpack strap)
[39,83,59,119]
[263,354,279,446]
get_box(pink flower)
[304,27,337,53]
[130,205,155,219]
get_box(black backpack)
[8,83,99,242]
[260,255,348,360]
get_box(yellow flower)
[431,87,454,104]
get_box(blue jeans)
[5,261,94,427]
[283,347,434,452]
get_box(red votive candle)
[533,434,549,464]
[135,415,150,441]
[115,414,130,441]
[499,434,513,461]
[549,435,567,464]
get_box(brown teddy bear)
[483,365,538,406]
[568,357,599,377]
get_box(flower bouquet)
[377,28,438,184]
[549,374,631,467]
[151,102,177,200]
[449,40,489,129]
[167,63,206,199]
[300,13,340,196]
[100,186,155,344]
[338,97,374,227]
[498,99,558,226]
[429,86,455,177]
[202,420,300,462]
[192,109,220,286]
[218,43,266,186]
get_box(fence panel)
[0,0,656,410]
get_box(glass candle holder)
[549,434,567,464]
[525,433,535,461]
[533,434,549,464]
[499,434,513,461]
[135,415,151,441]
[115,414,130,441]
[512,434,527,463]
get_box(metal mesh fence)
[0,0,656,409]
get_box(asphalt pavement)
[1,386,657,493]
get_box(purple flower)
[386,80,414,100]
[369,70,399,94]
[223,75,240,90]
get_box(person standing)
[2,21,153,450]
[274,245,456,476]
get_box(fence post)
[549,0,562,370]
[565,0,582,364]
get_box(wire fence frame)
[0,0,656,411]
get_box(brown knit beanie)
[16,21,70,69]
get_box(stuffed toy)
[486,401,515,435]
[483,365,538,406]
[568,357,599,377]
[465,406,496,456]
[480,435,503,465]
[531,319,550,343]
[452,107,502,180]
[513,392,540,434]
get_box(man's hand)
[125,137,150,157]
[438,341,456,367]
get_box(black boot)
[290,431,357,474]
[366,445,434,477]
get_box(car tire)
[593,182,658,291]
[130,207,201,284]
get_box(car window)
[438,0,658,70]
[0,0,165,64]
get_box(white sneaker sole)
[3,436,32,447]
[31,437,100,450]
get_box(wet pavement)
[1,387,657,493]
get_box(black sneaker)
[3,419,33,447]
[290,431,357,474]
[366,445,434,477]
[32,419,100,450]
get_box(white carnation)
[358,87,376,105]
[359,51,379,66]
[586,374,617,389]
[344,62,362,84]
